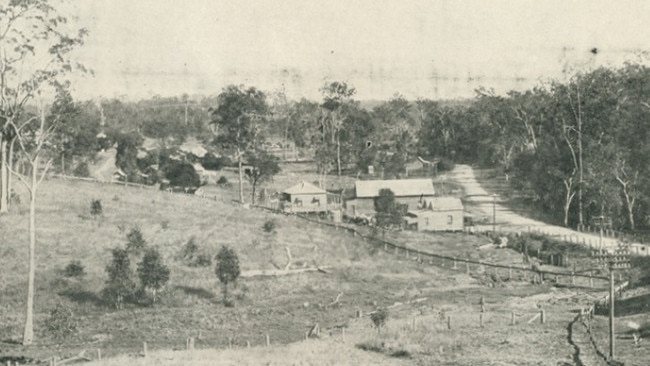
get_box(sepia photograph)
[1,0,650,365]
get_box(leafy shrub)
[262,219,277,233]
[356,340,384,353]
[73,161,90,177]
[45,304,78,340]
[63,260,85,278]
[181,237,199,260]
[217,176,230,187]
[215,246,241,306]
[160,220,169,230]
[370,307,388,333]
[166,162,200,188]
[192,253,212,267]
[103,247,136,309]
[90,199,103,217]
[390,349,411,359]
[437,158,455,172]
[137,248,171,304]
[202,153,231,171]
[126,226,147,253]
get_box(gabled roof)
[283,181,327,195]
[355,179,435,198]
[422,197,464,211]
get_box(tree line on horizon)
[6,64,650,233]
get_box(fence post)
[97,349,102,361]
[479,313,484,328]
[540,310,546,324]
[589,271,593,288]
[143,341,148,358]
[453,257,457,269]
[247,340,251,348]
[508,266,512,280]
[511,311,515,325]
[465,261,470,274]
[266,334,271,347]
[447,315,451,330]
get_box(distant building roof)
[180,138,208,158]
[283,181,327,195]
[192,163,206,173]
[355,179,435,198]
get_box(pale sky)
[66,0,650,101]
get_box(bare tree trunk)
[251,180,257,205]
[563,178,576,227]
[336,132,341,177]
[237,148,244,204]
[8,138,14,204]
[621,187,636,230]
[22,158,37,346]
[0,137,7,213]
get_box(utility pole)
[594,243,630,362]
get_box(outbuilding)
[405,197,464,232]
[280,181,328,213]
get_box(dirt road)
[450,164,649,255]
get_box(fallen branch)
[285,247,292,271]
[308,323,320,338]
[527,313,541,324]
[55,350,91,365]
[328,292,343,307]
[241,266,332,278]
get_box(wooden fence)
[250,206,613,289]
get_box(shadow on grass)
[174,285,216,300]
[614,293,650,317]
[58,289,108,307]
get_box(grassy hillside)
[0,177,489,362]
[3,177,645,365]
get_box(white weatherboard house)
[281,181,328,213]
[404,197,464,232]
[345,179,435,217]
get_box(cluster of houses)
[278,178,465,232]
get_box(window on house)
[447,215,453,224]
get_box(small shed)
[405,197,464,232]
[281,181,328,213]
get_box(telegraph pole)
[594,243,630,361]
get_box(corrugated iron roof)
[283,181,326,195]
[355,179,435,198]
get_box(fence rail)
[253,205,613,287]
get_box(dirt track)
[450,164,649,255]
